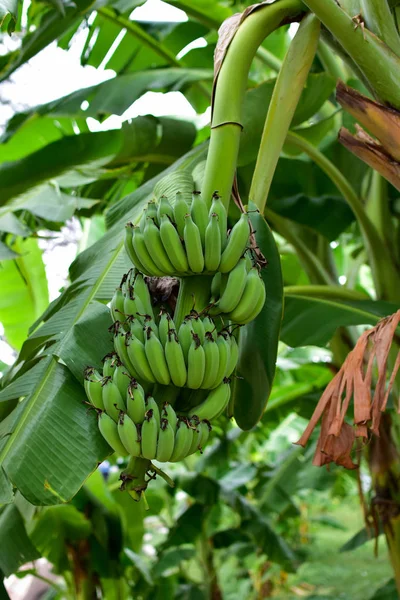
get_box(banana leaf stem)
[201,0,304,209]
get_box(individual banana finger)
[178,319,194,365]
[173,192,190,237]
[159,215,189,273]
[204,212,221,272]
[114,327,141,380]
[226,333,239,377]
[132,273,154,319]
[126,334,156,383]
[144,327,170,385]
[98,412,128,455]
[126,380,146,424]
[184,214,204,273]
[110,287,125,322]
[118,413,141,456]
[219,213,250,273]
[155,418,175,462]
[209,192,227,250]
[113,363,131,398]
[145,396,161,428]
[216,258,248,314]
[84,367,105,410]
[157,195,174,223]
[144,217,175,274]
[132,227,165,277]
[213,333,230,388]
[198,420,212,452]
[141,409,159,459]
[162,402,177,431]
[187,333,205,389]
[125,224,151,275]
[187,418,202,456]
[228,269,266,324]
[158,309,172,347]
[201,332,220,389]
[165,329,187,387]
[169,419,193,462]
[190,191,208,247]
[190,312,205,344]
[188,380,231,421]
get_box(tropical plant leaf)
[0,504,40,575]
[281,295,399,347]
[232,204,284,430]
[0,237,49,350]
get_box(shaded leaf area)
[0,115,197,203]
[0,237,48,350]
[0,504,40,576]
[232,205,283,430]
[281,295,399,347]
[340,524,383,553]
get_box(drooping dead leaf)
[336,81,400,190]
[296,310,400,470]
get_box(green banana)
[157,195,174,223]
[173,192,190,237]
[169,419,193,462]
[141,409,159,460]
[159,215,189,273]
[184,214,204,273]
[102,377,126,422]
[133,273,154,319]
[226,333,239,377]
[158,309,172,347]
[118,413,141,456]
[209,192,228,250]
[165,329,187,387]
[213,333,230,388]
[126,380,146,424]
[113,364,131,398]
[145,396,161,428]
[144,217,175,274]
[162,402,177,431]
[114,328,141,380]
[187,333,205,389]
[228,268,266,324]
[201,332,220,389]
[144,327,170,385]
[125,224,150,275]
[140,208,148,232]
[210,272,221,302]
[188,380,231,421]
[216,258,248,313]
[126,334,156,383]
[203,316,217,341]
[124,288,144,319]
[219,213,250,273]
[141,314,159,339]
[187,418,202,456]
[132,227,165,277]
[129,317,145,344]
[204,213,221,272]
[198,420,212,451]
[146,200,158,223]
[110,288,125,322]
[155,418,175,462]
[178,319,194,365]
[190,192,208,246]
[190,313,205,344]
[84,367,104,410]
[103,353,117,378]
[98,412,128,455]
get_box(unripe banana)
[126,334,156,383]
[204,213,221,272]
[210,272,221,302]
[132,227,165,277]
[213,333,230,388]
[102,377,126,422]
[157,195,174,223]
[155,418,175,462]
[227,268,266,324]
[216,258,248,314]
[159,215,189,273]
[178,319,194,365]
[190,313,205,344]
[141,314,159,339]
[244,250,253,272]
[144,217,175,274]
[219,213,250,273]
[118,412,141,456]
[146,200,158,224]
[125,224,150,275]
[190,192,208,246]
[126,380,146,424]
[173,192,190,237]
[169,419,193,462]
[184,214,204,273]
[124,288,144,319]
[114,328,141,380]
[226,334,239,377]
[103,353,118,378]
[139,208,148,232]
[84,367,104,410]
[198,420,212,451]
[201,332,220,389]
[165,329,187,387]
[203,316,217,341]
[113,364,131,398]
[158,310,172,347]
[98,412,128,455]
[141,409,159,459]
[209,192,228,250]
[162,402,177,431]
[187,333,205,389]
[145,396,161,428]
[188,380,231,421]
[129,317,145,344]
[144,327,170,385]
[187,418,202,456]
[133,273,154,319]
[110,288,125,322]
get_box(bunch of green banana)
[124,193,251,277]
[209,258,266,323]
[110,269,154,326]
